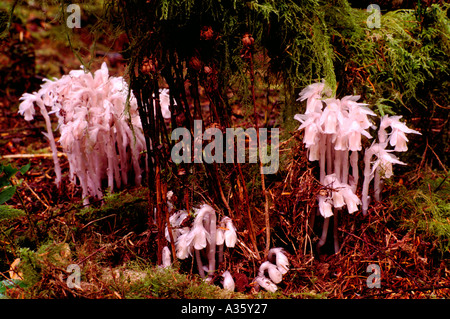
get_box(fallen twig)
[0,152,67,159]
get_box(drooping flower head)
[379,115,421,151]
[268,247,289,275]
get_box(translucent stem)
[320,136,326,183]
[362,148,374,215]
[195,249,205,278]
[317,217,330,248]
[374,166,382,201]
[350,151,359,193]
[333,210,340,254]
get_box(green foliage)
[0,162,30,205]
[123,261,280,299]
[0,205,25,220]
[330,4,450,166]
[393,172,450,256]
[138,266,229,298]
[76,187,149,235]
[329,4,450,112]
[17,247,42,287]
[15,241,72,289]
[0,279,27,299]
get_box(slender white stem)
[319,136,326,183]
[333,210,340,254]
[195,205,217,278]
[195,249,205,278]
[342,149,349,185]
[326,135,333,176]
[317,217,330,248]
[374,166,382,201]
[207,212,217,277]
[350,151,359,193]
[335,150,342,182]
[362,148,374,215]
[40,105,62,188]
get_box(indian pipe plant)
[294,81,421,253]
[165,203,237,280]
[18,63,174,205]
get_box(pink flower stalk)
[318,195,334,218]
[171,205,239,278]
[18,93,37,121]
[174,204,218,278]
[362,143,406,215]
[18,92,62,188]
[165,209,189,243]
[175,231,192,260]
[295,83,376,186]
[318,174,361,252]
[320,98,343,135]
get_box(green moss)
[0,205,25,220]
[76,187,149,235]
[392,171,450,256]
[121,261,266,299]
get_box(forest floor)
[1,2,449,299]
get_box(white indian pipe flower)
[268,248,289,275]
[158,88,174,119]
[175,231,192,260]
[255,275,278,293]
[346,119,372,152]
[369,143,406,178]
[259,261,282,284]
[320,98,342,135]
[222,217,237,248]
[186,220,210,251]
[165,210,189,243]
[162,246,171,268]
[342,95,376,130]
[324,173,361,214]
[340,186,361,214]
[331,187,346,208]
[222,271,235,292]
[294,112,322,147]
[297,79,331,114]
[318,195,333,218]
[18,93,39,121]
[379,115,421,151]
[18,62,151,202]
[177,204,217,278]
[216,227,225,246]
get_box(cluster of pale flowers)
[253,247,290,293]
[18,63,172,204]
[162,201,290,293]
[163,203,237,280]
[294,80,420,250]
